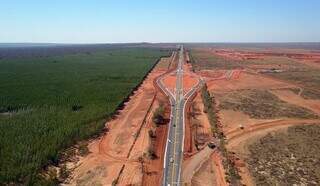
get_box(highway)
[157,45,202,186]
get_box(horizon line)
[1,41,320,45]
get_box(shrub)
[152,104,165,125]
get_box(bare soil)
[191,158,217,186]
[207,72,293,93]
[64,56,172,186]
[191,93,212,149]
[191,47,320,186]
[182,147,214,185]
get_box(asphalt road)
[158,46,202,186]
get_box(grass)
[0,47,170,184]
[247,124,320,185]
[219,90,318,119]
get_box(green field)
[0,48,169,184]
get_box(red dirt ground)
[183,74,198,94]
[183,91,213,158]
[213,49,265,61]
[212,48,320,68]
[141,54,179,186]
[182,61,201,155]
[207,71,294,93]
[161,72,198,97]
[142,95,170,186]
[162,73,176,93]
[190,47,320,186]
[181,54,227,186]
[65,56,174,186]
[226,119,320,186]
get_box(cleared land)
[0,47,170,184]
[66,53,175,186]
[189,46,320,185]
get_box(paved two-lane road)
[163,45,184,186]
[159,45,202,186]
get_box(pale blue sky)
[0,0,319,43]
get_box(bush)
[152,104,165,125]
[147,146,157,160]
[148,129,156,138]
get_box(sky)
[0,0,320,43]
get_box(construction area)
[61,45,320,186]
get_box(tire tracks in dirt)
[226,118,320,186]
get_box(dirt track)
[189,47,320,186]
[226,119,320,147]
[226,119,320,186]
[65,48,320,186]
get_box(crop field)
[247,124,320,185]
[219,90,319,119]
[0,47,170,184]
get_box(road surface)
[157,46,202,186]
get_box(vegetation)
[0,47,170,184]
[187,50,196,72]
[248,56,304,66]
[152,104,165,125]
[219,90,319,119]
[201,85,219,136]
[201,84,241,185]
[190,49,320,101]
[248,56,320,100]
[270,70,320,99]
[247,124,320,185]
[287,88,320,100]
[190,49,241,70]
